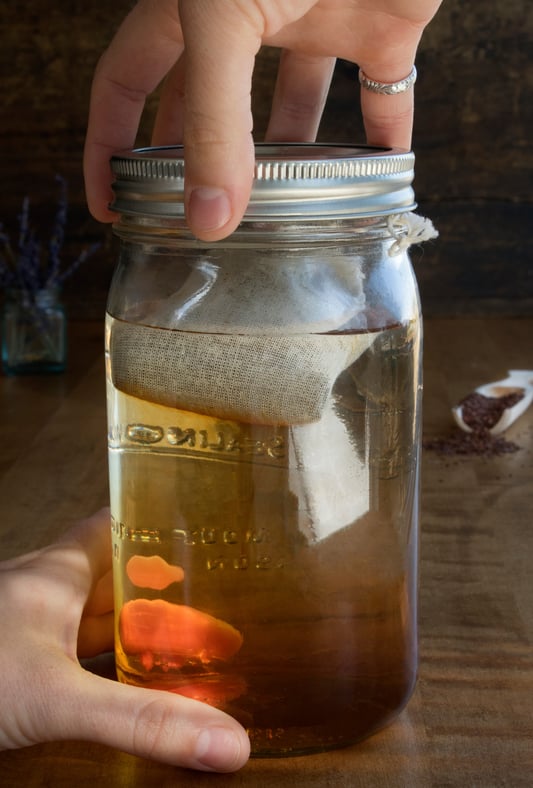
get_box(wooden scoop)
[452,370,533,435]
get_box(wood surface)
[0,1,532,317]
[0,317,532,786]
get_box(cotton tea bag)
[110,252,376,425]
[110,250,375,541]
[289,404,370,542]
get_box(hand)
[0,509,250,771]
[84,0,443,240]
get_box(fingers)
[62,511,115,658]
[359,64,416,150]
[54,511,250,771]
[355,2,443,150]
[84,0,441,238]
[56,507,112,599]
[82,567,113,617]
[52,666,250,771]
[84,0,184,223]
[0,504,250,771]
[177,1,261,241]
[266,50,336,142]
[151,55,186,146]
[355,14,426,151]
[0,509,113,655]
[77,610,114,658]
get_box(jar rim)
[110,143,416,221]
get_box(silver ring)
[358,65,417,95]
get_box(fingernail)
[195,726,248,772]
[188,187,232,233]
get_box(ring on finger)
[358,66,417,95]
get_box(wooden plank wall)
[0,1,531,318]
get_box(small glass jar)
[106,144,423,756]
[1,286,66,374]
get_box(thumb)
[179,1,261,241]
[52,664,250,772]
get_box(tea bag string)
[387,213,439,256]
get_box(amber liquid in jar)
[106,314,420,756]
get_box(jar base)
[3,361,66,375]
[116,664,416,758]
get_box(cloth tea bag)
[110,253,375,425]
[110,251,376,541]
[289,404,370,542]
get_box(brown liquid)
[107,316,420,756]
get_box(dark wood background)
[0,1,531,319]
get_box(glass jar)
[1,286,66,374]
[106,144,423,757]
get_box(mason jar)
[106,144,424,757]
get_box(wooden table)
[1,318,532,787]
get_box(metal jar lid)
[110,143,416,220]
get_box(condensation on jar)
[105,144,435,757]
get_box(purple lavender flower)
[0,177,100,299]
[45,175,68,287]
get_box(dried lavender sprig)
[17,234,42,294]
[12,195,44,294]
[55,241,101,285]
[1,177,101,297]
[17,196,31,257]
[46,175,68,286]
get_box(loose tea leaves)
[424,390,525,457]
[423,429,520,457]
[460,391,525,432]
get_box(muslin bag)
[110,249,375,540]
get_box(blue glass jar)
[1,286,67,374]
